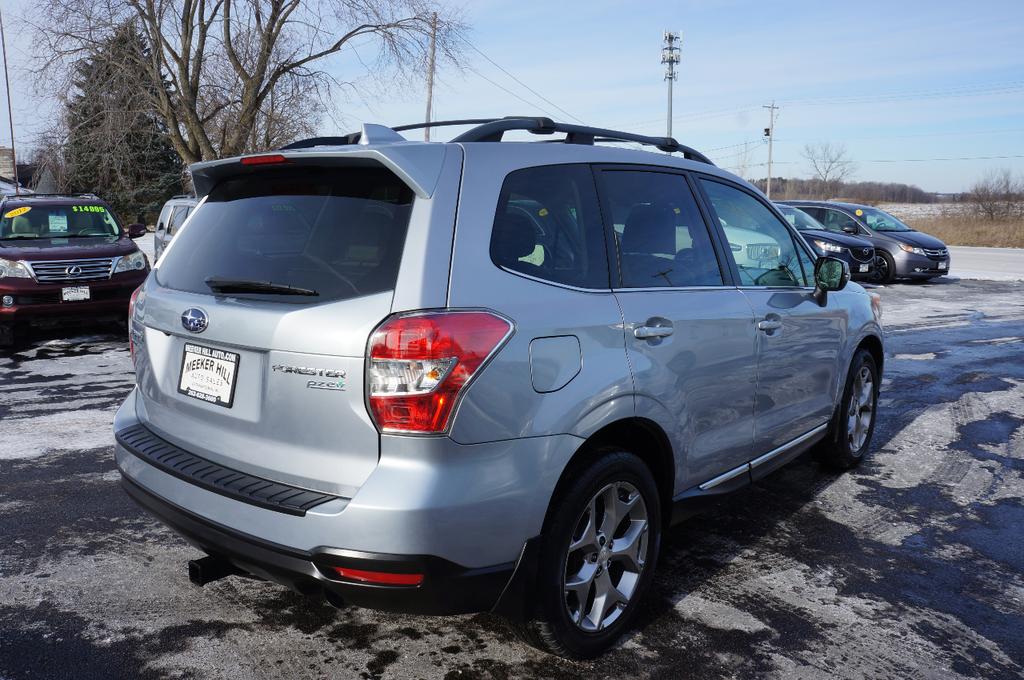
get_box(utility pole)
[423,12,437,141]
[762,101,778,198]
[0,6,18,194]
[661,31,680,139]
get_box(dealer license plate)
[938,261,948,270]
[178,342,240,408]
[61,286,90,302]
[859,264,870,273]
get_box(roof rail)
[450,118,714,164]
[278,117,714,165]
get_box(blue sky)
[4,0,1023,192]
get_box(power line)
[751,153,1024,168]
[464,41,585,124]
[465,66,562,119]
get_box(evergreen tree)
[63,22,181,223]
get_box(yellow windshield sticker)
[538,208,549,217]
[3,206,30,218]
[673,207,681,214]
[855,209,863,216]
[71,205,106,213]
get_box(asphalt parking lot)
[1,277,1023,680]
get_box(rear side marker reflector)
[333,567,424,586]
[240,154,288,166]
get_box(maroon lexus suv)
[0,194,150,344]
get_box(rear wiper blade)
[204,276,318,296]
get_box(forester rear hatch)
[130,151,452,498]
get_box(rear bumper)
[113,388,577,617]
[121,474,518,615]
[0,272,146,323]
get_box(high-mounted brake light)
[367,311,513,434]
[332,567,424,586]
[240,154,288,166]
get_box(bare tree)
[802,142,856,199]
[26,0,464,163]
[967,168,1023,221]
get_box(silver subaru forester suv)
[114,117,883,658]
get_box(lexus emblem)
[180,307,209,333]
[65,265,83,276]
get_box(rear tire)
[817,349,879,470]
[874,251,896,284]
[519,449,661,659]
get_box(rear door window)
[489,164,608,289]
[156,167,413,304]
[600,170,724,288]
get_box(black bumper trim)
[116,423,341,516]
[120,475,517,615]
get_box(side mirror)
[841,224,859,234]
[127,223,147,239]
[813,256,850,304]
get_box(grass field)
[901,216,1024,248]
[873,204,1024,248]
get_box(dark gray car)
[781,200,950,283]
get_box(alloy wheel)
[873,255,889,282]
[563,481,649,632]
[847,365,875,452]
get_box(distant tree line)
[749,177,937,204]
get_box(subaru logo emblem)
[66,265,83,276]
[181,307,209,333]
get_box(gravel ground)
[1,278,1023,679]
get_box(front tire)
[818,349,879,470]
[522,449,661,659]
[874,251,896,284]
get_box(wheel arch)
[857,333,884,379]
[548,417,675,527]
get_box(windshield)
[858,207,914,232]
[777,206,826,232]
[155,166,414,304]
[0,204,121,239]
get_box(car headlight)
[897,243,926,256]
[0,257,32,279]
[114,251,148,273]
[813,240,844,254]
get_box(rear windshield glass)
[1,203,120,239]
[156,167,414,304]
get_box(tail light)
[128,285,145,365]
[367,311,513,434]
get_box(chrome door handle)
[757,319,782,332]
[634,325,674,339]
